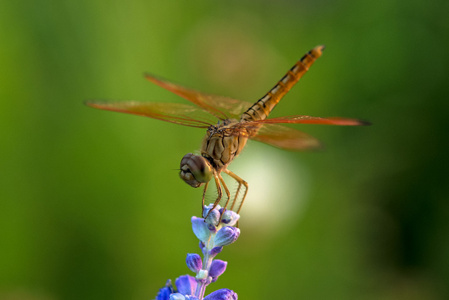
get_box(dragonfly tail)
[241,45,325,122]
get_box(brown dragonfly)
[87,45,368,216]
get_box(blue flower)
[186,253,203,273]
[169,293,200,300]
[220,210,239,226]
[156,280,174,300]
[203,207,221,225]
[175,275,198,296]
[214,227,240,247]
[209,260,227,281]
[157,206,239,300]
[203,288,238,300]
[191,217,212,243]
[209,246,223,256]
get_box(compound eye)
[179,154,213,188]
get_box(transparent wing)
[144,73,253,120]
[85,101,216,128]
[240,114,369,150]
[249,123,322,151]
[254,115,371,126]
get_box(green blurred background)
[1,1,448,299]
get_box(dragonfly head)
[180,153,214,188]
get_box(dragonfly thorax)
[179,153,214,188]
[201,121,250,171]
[207,119,239,137]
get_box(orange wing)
[144,73,253,120]
[252,115,370,126]
[86,101,215,128]
[250,123,322,150]
[243,115,369,150]
[87,73,255,127]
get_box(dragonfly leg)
[223,169,248,214]
[201,181,209,215]
[205,173,222,220]
[218,173,231,213]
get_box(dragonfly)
[87,45,369,216]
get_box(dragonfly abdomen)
[241,45,325,122]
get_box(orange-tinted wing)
[86,101,215,128]
[144,73,253,120]
[249,123,322,151]
[243,115,369,150]
[255,115,371,126]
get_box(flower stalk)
[156,204,240,300]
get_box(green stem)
[195,235,215,299]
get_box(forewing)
[257,115,370,126]
[86,101,215,128]
[144,73,253,120]
[250,123,322,151]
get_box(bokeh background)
[1,1,448,299]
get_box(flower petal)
[209,260,227,278]
[214,226,240,247]
[204,208,221,226]
[191,217,211,243]
[170,293,186,300]
[156,280,174,300]
[209,246,223,256]
[203,204,221,218]
[175,275,197,296]
[204,288,238,300]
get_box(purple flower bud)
[207,223,218,233]
[191,217,211,243]
[203,204,221,218]
[209,246,223,256]
[214,226,240,247]
[220,211,240,226]
[175,275,197,296]
[204,208,220,226]
[203,288,238,300]
[202,205,211,218]
[209,260,227,278]
[186,253,202,273]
